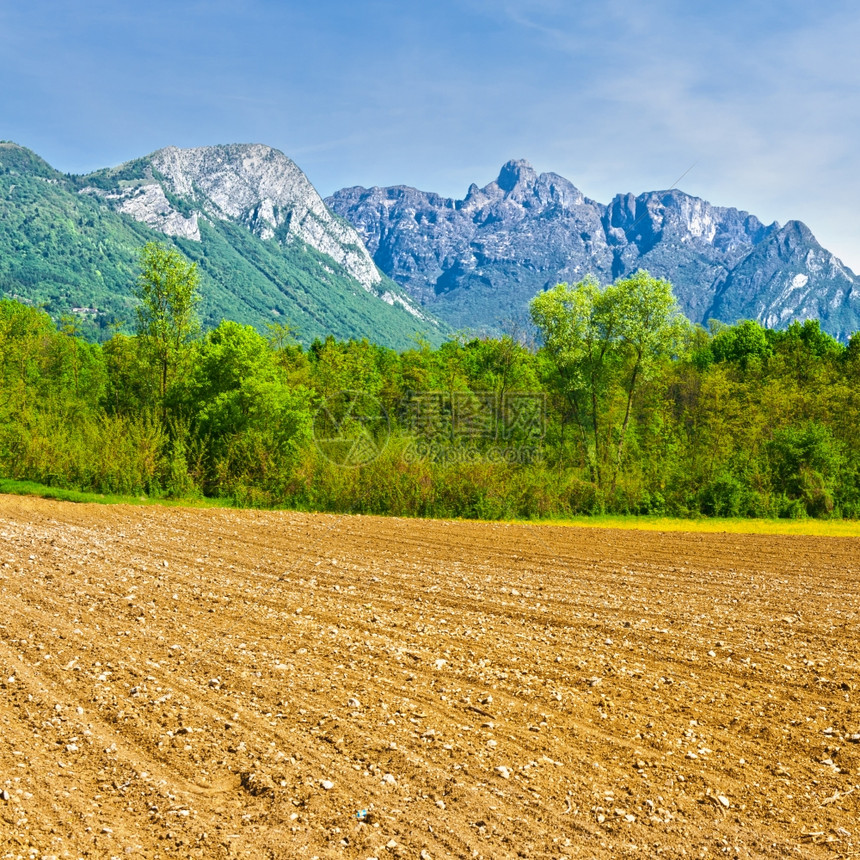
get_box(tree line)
[1,242,858,519]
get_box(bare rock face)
[329,160,607,320]
[148,145,382,292]
[328,160,860,338]
[601,189,774,324]
[113,183,201,241]
[710,221,860,341]
[99,144,384,295]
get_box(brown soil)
[1,495,859,859]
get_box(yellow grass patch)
[539,514,860,537]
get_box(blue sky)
[3,0,859,268]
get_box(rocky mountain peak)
[327,160,860,338]
[496,159,538,194]
[93,143,385,293]
[777,219,815,248]
[460,160,585,214]
[150,143,315,227]
[0,142,444,348]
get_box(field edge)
[1,478,858,537]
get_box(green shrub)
[766,422,844,516]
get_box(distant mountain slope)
[327,160,860,339]
[0,142,444,348]
[709,221,859,332]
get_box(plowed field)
[1,496,859,859]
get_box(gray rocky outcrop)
[87,144,388,296]
[328,160,860,338]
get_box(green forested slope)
[0,142,444,348]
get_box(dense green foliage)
[531,272,689,490]
[0,142,443,348]
[2,255,859,519]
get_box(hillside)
[6,140,858,346]
[328,160,860,339]
[0,142,444,348]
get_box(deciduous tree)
[133,242,201,414]
[530,270,687,488]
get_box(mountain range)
[2,141,858,346]
[0,142,441,348]
[328,159,860,339]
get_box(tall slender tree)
[133,242,201,416]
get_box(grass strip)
[537,513,860,537]
[1,479,857,536]
[0,479,229,508]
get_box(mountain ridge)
[327,160,860,339]
[3,141,857,344]
[0,142,443,348]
